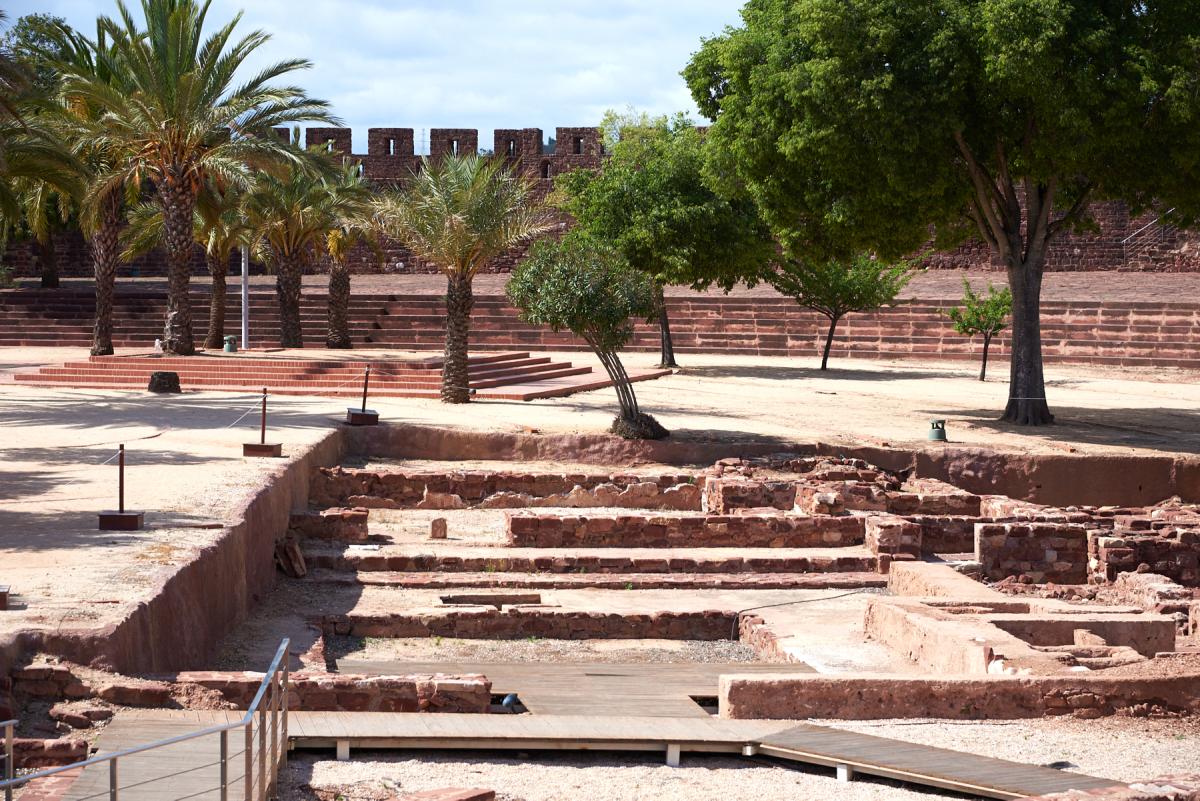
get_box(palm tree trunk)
[204,251,227,349]
[442,272,474,403]
[655,282,678,368]
[326,262,352,349]
[37,235,59,289]
[90,193,122,356]
[275,252,305,348]
[158,178,197,355]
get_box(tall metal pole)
[260,389,267,445]
[241,245,250,350]
[361,367,370,413]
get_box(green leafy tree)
[377,154,553,403]
[56,0,336,355]
[769,255,913,370]
[947,280,1012,382]
[323,164,381,349]
[685,0,1200,425]
[508,234,667,440]
[555,111,775,367]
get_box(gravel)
[327,635,764,665]
[279,716,1199,801]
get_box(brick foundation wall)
[719,672,1200,720]
[977,522,1091,584]
[310,467,698,509]
[321,608,737,640]
[1091,530,1200,586]
[505,512,864,548]
[289,507,370,542]
[864,515,923,557]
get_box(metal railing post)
[219,729,229,801]
[244,721,253,801]
[109,757,118,801]
[281,645,289,771]
[257,703,266,801]
[4,720,14,801]
[268,673,278,798]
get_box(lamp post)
[240,245,250,351]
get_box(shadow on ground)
[942,406,1200,454]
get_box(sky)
[7,0,744,153]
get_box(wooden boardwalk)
[62,709,1124,801]
[339,659,815,717]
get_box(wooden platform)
[339,660,815,717]
[62,710,1125,801]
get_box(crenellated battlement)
[284,126,606,182]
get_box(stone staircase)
[11,351,669,401]
[1,287,1199,369]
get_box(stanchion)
[243,388,284,457]
[99,444,145,530]
[346,366,380,426]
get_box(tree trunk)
[204,251,227,350]
[596,347,640,420]
[820,315,840,370]
[979,333,991,382]
[158,176,197,355]
[1002,259,1053,424]
[275,252,305,348]
[326,263,352,349]
[655,283,678,368]
[37,235,59,289]
[89,193,122,356]
[442,272,475,403]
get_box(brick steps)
[3,287,1200,368]
[304,569,888,591]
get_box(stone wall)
[976,522,1091,584]
[1091,530,1200,586]
[505,512,864,548]
[321,608,737,641]
[176,671,491,713]
[719,672,1200,720]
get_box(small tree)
[770,255,914,370]
[947,280,1012,382]
[508,235,667,440]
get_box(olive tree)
[686,0,1200,424]
[947,280,1012,382]
[770,255,913,370]
[507,234,668,440]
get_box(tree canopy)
[685,0,1200,423]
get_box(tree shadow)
[938,406,1200,454]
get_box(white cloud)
[10,0,743,151]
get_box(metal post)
[117,444,125,513]
[268,674,278,797]
[241,245,250,350]
[244,722,253,801]
[219,729,228,801]
[257,705,266,801]
[361,367,370,413]
[260,389,267,445]
[109,757,118,801]
[281,646,289,771]
[4,720,14,801]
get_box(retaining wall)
[505,512,864,548]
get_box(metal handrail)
[1121,207,1176,245]
[0,639,289,801]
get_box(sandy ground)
[278,716,1200,801]
[326,636,762,665]
[4,346,1200,458]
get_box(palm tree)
[56,0,336,355]
[122,182,251,349]
[243,147,365,348]
[324,163,380,349]
[377,155,552,403]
